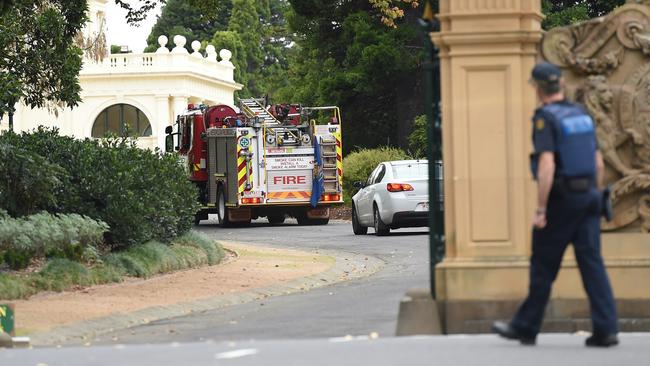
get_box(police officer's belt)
[554,177,595,192]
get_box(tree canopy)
[146,0,291,97]
[115,0,224,24]
[542,0,626,29]
[144,0,232,52]
[0,0,87,117]
[275,0,422,151]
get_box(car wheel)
[373,205,390,236]
[217,189,232,228]
[352,204,367,235]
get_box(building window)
[92,104,152,138]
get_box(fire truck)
[165,98,344,226]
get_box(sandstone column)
[431,0,544,332]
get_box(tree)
[146,0,292,98]
[0,0,87,119]
[277,0,422,152]
[208,0,292,98]
[542,0,626,29]
[408,115,427,158]
[211,30,247,85]
[368,0,420,27]
[256,0,293,95]
[227,0,264,95]
[144,0,232,53]
[115,0,224,24]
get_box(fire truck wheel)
[352,204,367,235]
[217,189,232,228]
[373,205,390,236]
[268,214,286,225]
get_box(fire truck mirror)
[165,126,173,134]
[165,135,174,153]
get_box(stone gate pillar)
[432,0,650,334]
[431,0,544,333]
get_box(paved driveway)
[99,219,430,344]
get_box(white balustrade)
[82,34,236,82]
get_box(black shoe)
[491,321,536,345]
[586,333,619,347]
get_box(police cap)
[531,62,562,85]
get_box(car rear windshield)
[391,163,428,179]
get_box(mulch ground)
[330,205,352,221]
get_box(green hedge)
[342,146,409,203]
[0,143,66,217]
[0,128,199,248]
[0,212,108,269]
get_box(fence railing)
[81,35,236,83]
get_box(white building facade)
[0,0,242,150]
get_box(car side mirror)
[353,181,365,189]
[165,135,174,153]
[165,125,173,135]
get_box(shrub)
[27,259,124,294]
[408,115,427,159]
[0,213,109,270]
[0,231,223,299]
[0,127,199,247]
[171,231,225,265]
[342,146,409,203]
[104,233,223,278]
[0,141,67,217]
[0,274,32,299]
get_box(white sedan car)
[351,160,429,236]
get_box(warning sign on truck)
[266,156,313,171]
[267,170,312,192]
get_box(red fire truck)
[165,98,344,226]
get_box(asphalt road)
[5,334,650,366]
[98,218,431,344]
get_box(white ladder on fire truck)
[239,98,280,125]
[319,136,339,191]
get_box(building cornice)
[80,71,244,91]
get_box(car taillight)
[321,194,341,202]
[386,183,414,192]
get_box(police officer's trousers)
[511,188,618,338]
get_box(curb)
[29,244,384,346]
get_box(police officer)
[492,62,619,347]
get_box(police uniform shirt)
[530,100,598,181]
[530,106,556,179]
[533,109,555,155]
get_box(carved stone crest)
[541,2,650,232]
